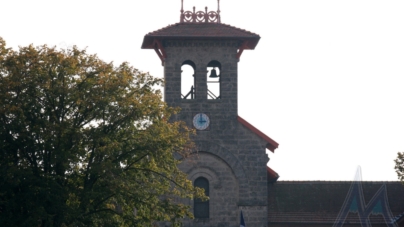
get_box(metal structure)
[182,86,195,99]
[180,0,221,23]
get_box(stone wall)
[179,152,239,227]
[162,39,269,227]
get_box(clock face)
[193,113,210,130]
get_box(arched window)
[206,60,221,99]
[181,60,196,99]
[194,177,209,218]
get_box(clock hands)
[193,113,209,130]
[199,113,206,124]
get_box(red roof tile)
[237,116,279,152]
[267,166,280,183]
[141,23,260,49]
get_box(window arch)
[206,60,221,99]
[181,60,196,99]
[194,177,209,218]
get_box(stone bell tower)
[141,1,279,226]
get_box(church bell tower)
[141,1,279,226]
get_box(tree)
[0,37,205,227]
[395,152,404,183]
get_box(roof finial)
[180,0,221,23]
[180,0,184,22]
[217,0,221,23]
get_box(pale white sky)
[1,0,404,181]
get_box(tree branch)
[127,167,187,189]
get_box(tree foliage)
[0,37,204,226]
[395,152,404,183]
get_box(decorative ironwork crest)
[180,0,221,23]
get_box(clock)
[193,113,210,130]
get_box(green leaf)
[0,37,204,227]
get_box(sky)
[1,0,404,181]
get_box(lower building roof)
[268,181,404,225]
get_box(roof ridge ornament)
[180,0,221,23]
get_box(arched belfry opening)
[207,60,221,99]
[181,60,196,99]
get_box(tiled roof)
[267,166,280,183]
[268,181,404,225]
[393,212,404,224]
[141,23,260,49]
[237,116,279,152]
[268,212,396,224]
[146,23,259,38]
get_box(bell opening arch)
[181,60,196,99]
[206,60,221,100]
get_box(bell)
[209,68,219,78]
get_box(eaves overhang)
[141,22,260,50]
[237,116,279,152]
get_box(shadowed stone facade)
[142,15,279,226]
[166,40,270,227]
